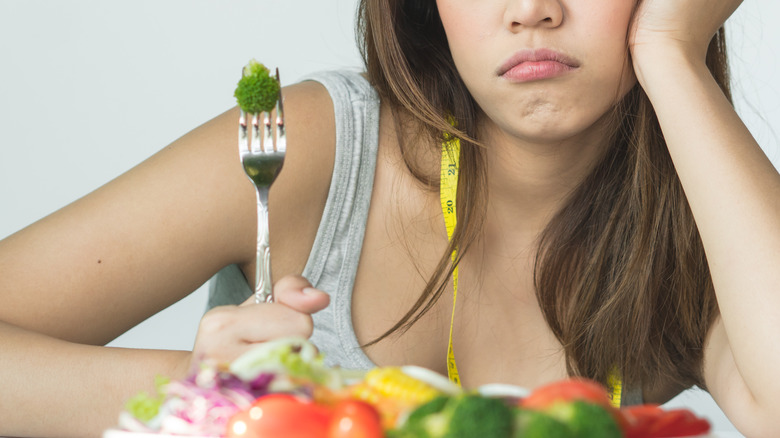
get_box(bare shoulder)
[274,79,336,194]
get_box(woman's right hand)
[188,275,330,372]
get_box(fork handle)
[254,186,273,303]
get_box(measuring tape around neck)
[440,133,461,386]
[438,133,623,406]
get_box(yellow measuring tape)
[438,132,623,407]
[607,368,623,408]
[440,132,461,387]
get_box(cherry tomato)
[327,399,384,438]
[522,378,626,429]
[226,393,333,438]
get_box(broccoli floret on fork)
[234,59,280,114]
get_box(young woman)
[1,0,777,437]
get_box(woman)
[1,0,777,436]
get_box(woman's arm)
[0,107,252,437]
[630,1,780,436]
[0,80,336,437]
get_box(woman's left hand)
[629,0,743,62]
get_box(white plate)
[103,429,216,438]
[477,383,531,399]
[104,427,720,438]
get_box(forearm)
[0,321,190,438]
[636,48,780,414]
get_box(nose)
[504,0,563,30]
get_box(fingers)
[193,303,313,366]
[192,275,330,367]
[240,274,330,314]
[273,275,331,313]
[203,302,315,341]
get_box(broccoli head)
[513,408,574,438]
[544,400,622,438]
[391,394,513,438]
[388,395,450,438]
[446,394,513,438]
[234,59,280,113]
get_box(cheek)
[435,0,468,40]
[436,1,500,101]
[578,0,636,29]
[436,0,497,53]
[574,0,635,48]
[576,1,638,94]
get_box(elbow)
[729,400,780,438]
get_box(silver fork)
[238,68,285,304]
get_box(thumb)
[240,274,330,314]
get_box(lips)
[497,49,580,82]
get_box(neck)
[477,114,612,243]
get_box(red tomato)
[522,378,626,430]
[327,399,384,438]
[647,409,711,438]
[522,378,615,411]
[622,405,665,438]
[226,393,333,438]
[621,405,711,438]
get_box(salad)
[115,337,712,438]
[117,337,344,436]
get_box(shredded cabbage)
[119,337,334,436]
[229,336,338,387]
[124,375,169,422]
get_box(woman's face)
[436,0,637,144]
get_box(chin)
[509,120,600,146]
[482,105,600,145]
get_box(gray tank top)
[206,69,644,406]
[208,70,378,371]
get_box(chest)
[351,231,570,389]
[348,133,568,389]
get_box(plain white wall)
[1,1,777,436]
[0,0,363,347]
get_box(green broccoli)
[391,394,513,438]
[544,400,622,438]
[447,394,513,438]
[234,59,280,114]
[387,395,450,438]
[401,395,451,437]
[513,408,574,438]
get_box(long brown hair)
[357,0,726,391]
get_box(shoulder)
[279,70,378,172]
[281,78,337,178]
[276,69,383,198]
[266,70,393,279]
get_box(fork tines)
[238,69,285,156]
[238,108,279,155]
[268,68,286,153]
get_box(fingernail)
[302,287,320,295]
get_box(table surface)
[97,430,746,438]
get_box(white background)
[1,1,777,436]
